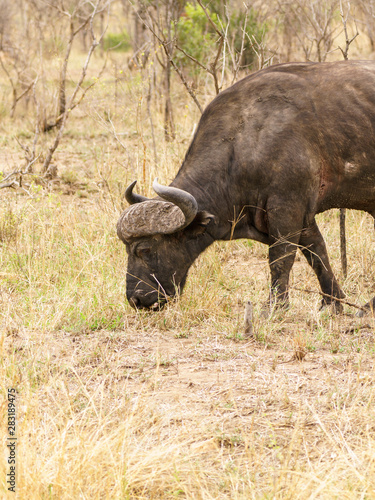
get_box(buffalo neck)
[171,151,239,240]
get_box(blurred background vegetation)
[0,0,370,179]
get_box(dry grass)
[1,26,375,500]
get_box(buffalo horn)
[125,180,150,204]
[153,178,198,228]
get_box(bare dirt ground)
[5,302,375,498]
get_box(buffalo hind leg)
[299,219,345,313]
[358,212,375,316]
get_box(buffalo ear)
[185,211,214,237]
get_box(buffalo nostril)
[129,296,141,309]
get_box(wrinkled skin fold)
[117,61,375,315]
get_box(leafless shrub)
[277,0,340,61]
[356,0,375,51]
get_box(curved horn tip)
[125,180,137,195]
[125,180,149,205]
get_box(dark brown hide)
[119,61,375,313]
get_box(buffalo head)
[117,179,214,309]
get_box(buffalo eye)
[136,246,151,259]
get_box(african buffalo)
[117,60,375,314]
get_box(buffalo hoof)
[356,307,372,318]
[260,299,289,319]
[319,298,343,315]
[356,299,375,318]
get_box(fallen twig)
[290,286,367,313]
[344,323,372,334]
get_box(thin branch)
[11,80,36,117]
[0,181,18,189]
[196,0,223,38]
[231,5,249,82]
[211,36,224,94]
[337,0,359,278]
[290,286,367,313]
[42,0,110,173]
[168,55,203,113]
[0,156,41,190]
[133,6,203,113]
[175,34,224,94]
[0,54,36,118]
[175,43,210,72]
[338,0,359,60]
[3,79,41,188]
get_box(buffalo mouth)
[129,297,168,310]
[127,290,172,310]
[127,275,186,311]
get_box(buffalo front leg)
[264,202,306,313]
[299,220,345,313]
[267,237,299,311]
